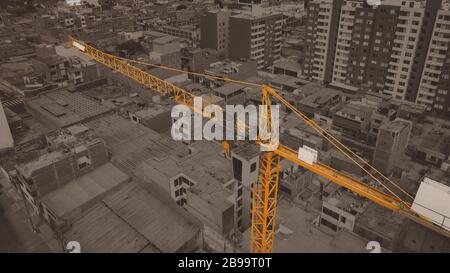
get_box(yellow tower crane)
[68,37,450,253]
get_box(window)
[232,158,243,181]
[323,207,339,220]
[77,155,91,169]
[250,162,257,173]
[320,218,338,232]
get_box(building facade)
[417,1,450,115]
[229,12,283,69]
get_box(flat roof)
[420,133,450,153]
[0,99,14,150]
[273,60,301,72]
[231,12,282,20]
[412,177,450,231]
[55,44,95,64]
[40,163,130,220]
[329,81,359,92]
[356,203,404,240]
[153,35,178,45]
[231,142,260,161]
[133,106,166,120]
[299,87,341,108]
[25,89,111,129]
[144,30,167,38]
[148,67,184,79]
[83,114,186,174]
[35,55,63,66]
[379,119,411,133]
[336,102,373,117]
[325,190,364,216]
[85,114,234,211]
[214,83,245,96]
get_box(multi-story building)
[373,118,412,175]
[384,0,425,101]
[142,140,238,252]
[303,0,450,116]
[417,1,450,116]
[149,35,182,69]
[229,12,283,69]
[319,184,365,233]
[330,0,425,100]
[32,55,70,87]
[162,25,200,47]
[200,10,232,56]
[303,0,343,83]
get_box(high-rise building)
[229,12,283,69]
[303,0,343,83]
[331,0,425,100]
[416,1,450,115]
[200,10,232,57]
[303,0,450,117]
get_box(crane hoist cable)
[108,50,414,205]
[270,91,413,208]
[70,38,450,235]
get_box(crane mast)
[68,37,450,253]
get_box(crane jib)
[68,37,450,251]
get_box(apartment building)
[332,0,364,88]
[303,0,450,116]
[330,0,425,100]
[303,0,343,83]
[229,12,283,69]
[417,1,450,115]
[384,0,426,101]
